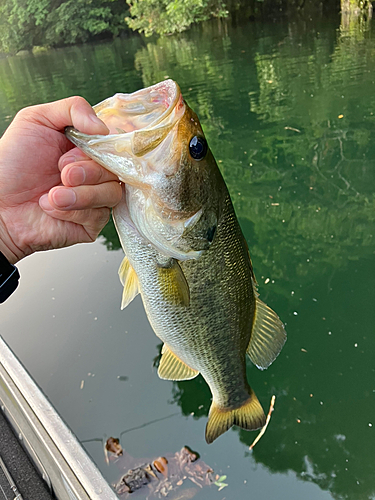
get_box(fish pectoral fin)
[118,255,129,286]
[157,260,190,307]
[205,389,266,444]
[118,256,140,310]
[158,344,199,381]
[247,297,287,370]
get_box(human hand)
[0,97,122,265]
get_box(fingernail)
[39,194,53,211]
[51,188,77,208]
[89,114,109,134]
[59,155,76,170]
[69,166,86,185]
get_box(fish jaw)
[65,79,185,184]
[64,126,138,185]
[94,79,182,135]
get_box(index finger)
[61,159,120,187]
[58,147,93,171]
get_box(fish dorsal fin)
[247,297,287,370]
[157,260,190,307]
[118,256,140,310]
[158,344,199,381]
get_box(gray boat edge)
[0,335,119,500]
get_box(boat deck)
[0,409,53,500]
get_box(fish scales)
[65,79,286,443]
[118,192,254,407]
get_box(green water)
[1,14,375,500]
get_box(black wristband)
[0,251,20,303]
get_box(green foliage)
[0,0,129,53]
[341,0,372,12]
[45,0,125,46]
[214,475,228,491]
[125,0,228,37]
[0,0,367,52]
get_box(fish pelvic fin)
[205,390,266,444]
[157,259,190,307]
[247,296,287,370]
[158,344,199,381]
[118,256,140,310]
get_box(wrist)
[0,220,23,265]
[0,249,20,303]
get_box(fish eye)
[189,136,207,161]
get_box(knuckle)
[98,207,111,226]
[104,181,122,206]
[15,106,34,121]
[95,164,106,184]
[66,96,88,109]
[87,208,110,236]
[113,181,123,204]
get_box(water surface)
[1,15,374,500]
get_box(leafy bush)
[0,0,129,54]
[125,0,228,36]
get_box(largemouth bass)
[66,80,286,443]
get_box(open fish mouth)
[66,79,186,162]
[94,79,183,135]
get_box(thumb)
[20,96,109,135]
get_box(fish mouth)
[66,79,185,163]
[94,79,183,135]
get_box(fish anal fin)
[247,297,287,370]
[118,256,140,310]
[205,389,265,444]
[158,344,199,381]
[157,259,190,307]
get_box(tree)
[125,0,228,37]
[0,0,129,54]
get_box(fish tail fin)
[205,389,266,444]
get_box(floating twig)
[284,126,301,133]
[249,395,276,450]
